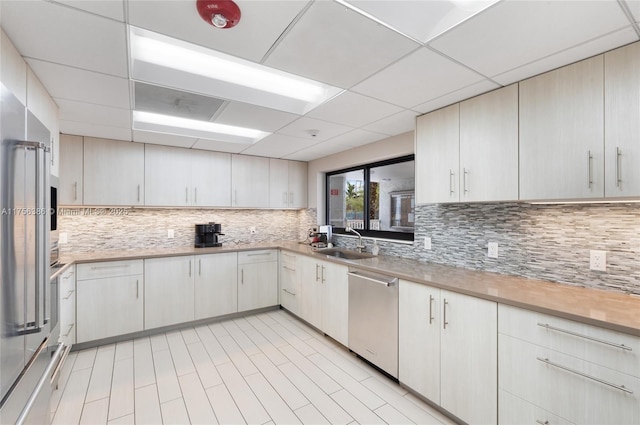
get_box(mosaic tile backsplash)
[335,203,640,295]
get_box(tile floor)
[50,309,457,425]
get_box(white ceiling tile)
[344,0,498,43]
[191,138,249,154]
[239,134,317,158]
[325,129,388,148]
[413,79,500,114]
[1,0,128,77]
[429,0,630,78]
[282,142,352,161]
[626,0,640,21]
[26,59,130,109]
[56,98,130,129]
[493,26,640,86]
[361,110,418,136]
[60,121,131,142]
[264,0,419,88]
[352,47,485,108]
[132,130,197,149]
[306,92,403,128]
[277,117,353,142]
[50,0,125,21]
[214,102,299,132]
[127,0,311,62]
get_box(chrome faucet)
[345,226,366,252]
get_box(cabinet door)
[144,256,195,329]
[59,134,83,205]
[83,137,145,205]
[460,84,519,202]
[238,261,278,312]
[398,280,441,404]
[440,290,497,425]
[499,390,576,425]
[269,158,289,208]
[194,253,238,319]
[145,144,192,206]
[280,253,300,315]
[299,256,323,329]
[416,104,460,203]
[519,55,604,200]
[76,275,143,343]
[321,261,348,346]
[288,160,308,208]
[605,42,640,198]
[191,150,231,207]
[232,155,269,207]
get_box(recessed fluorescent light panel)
[130,27,344,115]
[133,111,270,144]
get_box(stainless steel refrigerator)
[1,83,65,424]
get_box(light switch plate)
[59,232,68,244]
[424,236,432,250]
[488,242,499,258]
[167,229,175,239]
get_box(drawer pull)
[62,290,75,300]
[537,323,632,351]
[62,271,74,280]
[282,252,295,259]
[282,265,296,272]
[536,421,549,425]
[536,357,633,394]
[90,264,130,270]
[282,289,296,296]
[247,252,271,257]
[428,295,435,324]
[62,323,74,338]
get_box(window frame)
[325,155,415,242]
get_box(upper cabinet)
[59,134,84,205]
[232,154,270,208]
[145,144,231,207]
[83,137,145,206]
[269,158,308,208]
[519,55,605,201]
[416,85,518,204]
[605,42,640,198]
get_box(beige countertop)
[60,241,640,337]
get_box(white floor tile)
[267,323,316,357]
[217,334,259,376]
[166,331,196,377]
[222,320,262,357]
[51,351,78,414]
[72,348,97,371]
[268,311,315,341]
[362,378,442,425]
[152,349,182,404]
[114,341,133,361]
[79,397,109,425]
[245,373,301,424]
[194,325,231,366]
[294,403,330,425]
[245,316,287,348]
[404,393,457,425]
[237,320,289,366]
[134,384,163,425]
[305,339,370,382]
[160,398,190,425]
[178,372,218,424]
[330,389,386,425]
[208,322,229,338]
[108,357,134,421]
[51,368,91,425]
[186,341,223,389]
[278,345,341,395]
[374,403,415,425]
[85,345,115,403]
[206,384,246,425]
[150,333,169,352]
[107,413,134,424]
[216,361,270,424]
[180,327,200,345]
[250,353,309,410]
[133,337,156,389]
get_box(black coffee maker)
[194,222,224,248]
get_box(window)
[326,155,414,241]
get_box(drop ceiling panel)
[352,47,485,108]
[413,79,500,114]
[239,134,318,158]
[60,121,131,142]
[344,0,498,43]
[127,0,311,62]
[361,110,418,136]
[492,26,640,86]
[214,102,299,132]
[283,142,352,162]
[134,82,225,120]
[132,130,197,149]
[191,138,250,154]
[277,117,353,142]
[326,129,388,148]
[56,98,131,129]
[264,0,419,88]
[1,0,128,77]
[627,0,640,21]
[429,0,630,78]
[50,0,125,22]
[26,58,130,109]
[306,92,403,128]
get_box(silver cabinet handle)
[449,170,455,195]
[241,268,244,284]
[189,261,192,277]
[616,147,622,188]
[536,357,633,394]
[73,182,78,201]
[443,299,449,329]
[248,252,271,257]
[536,421,549,425]
[194,187,198,204]
[199,259,201,276]
[429,295,435,324]
[463,168,469,194]
[282,265,295,272]
[315,264,320,281]
[137,184,140,202]
[91,264,130,270]
[536,323,632,351]
[321,265,326,283]
[289,192,293,205]
[347,272,397,286]
[186,187,189,203]
[587,150,593,188]
[282,288,296,296]
[62,324,74,338]
[62,290,75,300]
[136,279,139,298]
[62,271,75,280]
[234,189,238,206]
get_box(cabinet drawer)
[499,304,640,377]
[59,266,75,294]
[280,250,298,266]
[77,259,144,280]
[499,334,640,425]
[238,250,277,264]
[499,389,575,425]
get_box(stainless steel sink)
[313,247,374,260]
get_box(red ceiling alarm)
[197,0,241,29]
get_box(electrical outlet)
[167,229,174,239]
[250,226,257,234]
[59,232,68,244]
[424,236,432,250]
[590,250,607,271]
[488,242,499,259]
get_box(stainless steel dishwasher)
[348,268,399,378]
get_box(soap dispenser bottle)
[371,240,380,256]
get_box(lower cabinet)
[399,279,497,425]
[237,250,278,312]
[76,260,144,343]
[59,266,76,345]
[280,251,301,315]
[194,252,238,320]
[144,256,195,329]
